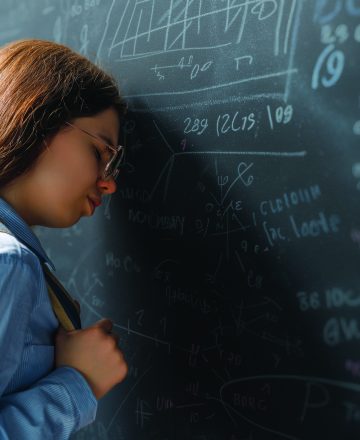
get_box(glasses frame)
[65,121,125,181]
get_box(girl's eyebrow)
[94,132,116,147]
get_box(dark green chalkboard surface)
[1,1,360,439]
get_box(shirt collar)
[0,197,56,271]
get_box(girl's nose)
[97,175,117,194]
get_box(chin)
[65,214,83,228]
[46,214,80,229]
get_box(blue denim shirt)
[0,197,97,439]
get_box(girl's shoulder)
[0,231,42,273]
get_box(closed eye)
[92,145,102,162]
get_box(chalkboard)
[1,1,360,439]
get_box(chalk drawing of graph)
[97,0,302,101]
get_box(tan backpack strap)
[42,264,81,331]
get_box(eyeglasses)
[65,121,125,181]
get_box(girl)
[0,39,128,438]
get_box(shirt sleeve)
[0,252,97,439]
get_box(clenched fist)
[55,319,128,399]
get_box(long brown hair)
[0,39,126,187]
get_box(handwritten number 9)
[312,44,345,90]
[184,118,208,135]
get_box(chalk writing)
[312,44,345,89]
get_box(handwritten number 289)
[312,44,345,90]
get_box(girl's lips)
[89,197,102,207]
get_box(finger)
[93,318,113,333]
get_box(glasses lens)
[103,148,124,180]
